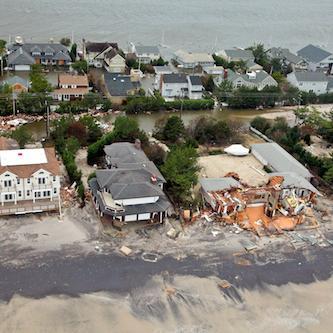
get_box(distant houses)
[52,74,89,101]
[268,47,307,71]
[133,45,161,64]
[217,49,254,63]
[7,42,71,71]
[84,41,119,68]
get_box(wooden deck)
[0,199,60,216]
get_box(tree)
[29,65,53,93]
[71,60,88,74]
[0,39,6,76]
[79,115,103,143]
[113,116,148,143]
[162,116,185,143]
[60,37,71,47]
[215,80,233,102]
[161,146,200,204]
[70,43,77,62]
[202,75,215,92]
[250,116,271,133]
[11,126,32,148]
[101,99,112,112]
[82,92,102,109]
[272,71,285,85]
[143,143,166,167]
[247,43,269,68]
[67,121,88,146]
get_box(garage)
[138,213,151,221]
[14,65,31,71]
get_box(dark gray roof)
[135,45,160,55]
[8,43,71,62]
[224,49,254,61]
[251,143,312,179]
[85,42,118,53]
[225,70,276,85]
[269,47,303,64]
[104,73,139,97]
[270,172,320,195]
[189,76,202,86]
[104,142,165,182]
[297,44,332,63]
[163,73,187,84]
[7,47,35,66]
[293,71,328,82]
[200,177,241,193]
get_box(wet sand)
[1,274,333,333]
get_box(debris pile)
[200,173,319,236]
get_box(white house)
[297,44,333,72]
[104,50,126,73]
[52,74,89,101]
[287,71,329,95]
[84,41,119,68]
[0,147,61,216]
[174,50,215,69]
[89,141,171,223]
[214,70,278,91]
[134,45,160,64]
[217,49,254,63]
[203,66,225,75]
[153,65,173,89]
[160,73,204,101]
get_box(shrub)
[250,116,271,134]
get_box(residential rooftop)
[297,44,332,63]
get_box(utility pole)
[12,91,16,116]
[45,99,50,138]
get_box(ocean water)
[0,0,332,53]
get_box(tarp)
[224,144,249,156]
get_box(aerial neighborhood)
[0,34,333,253]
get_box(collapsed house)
[200,171,320,236]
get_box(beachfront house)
[83,41,119,68]
[1,76,30,97]
[89,141,171,223]
[153,65,173,89]
[217,49,255,63]
[0,147,61,216]
[7,42,71,71]
[214,69,278,91]
[268,47,307,71]
[104,49,126,73]
[52,74,89,101]
[134,45,160,64]
[287,71,329,95]
[160,73,204,101]
[174,50,215,69]
[297,44,333,72]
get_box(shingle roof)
[251,143,312,179]
[85,42,118,53]
[224,49,254,61]
[297,44,332,63]
[135,45,160,55]
[58,74,89,86]
[162,73,187,84]
[7,47,35,66]
[200,177,241,193]
[270,47,303,64]
[2,76,29,89]
[189,76,202,86]
[293,71,328,82]
[104,73,139,96]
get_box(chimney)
[151,175,157,184]
[223,69,228,79]
[134,138,141,150]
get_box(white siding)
[116,196,159,206]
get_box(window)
[17,178,20,185]
[4,180,12,187]
[34,192,41,198]
[27,178,31,184]
[53,188,57,194]
[38,178,46,185]
[43,190,51,197]
[53,176,56,182]
[4,194,13,201]
[18,191,22,197]
[27,190,30,196]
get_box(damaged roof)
[200,177,241,193]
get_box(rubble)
[199,173,320,237]
[120,245,133,256]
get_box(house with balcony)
[7,43,71,70]
[104,49,126,73]
[52,74,89,101]
[89,141,171,223]
[174,50,215,69]
[134,45,160,64]
[0,147,61,216]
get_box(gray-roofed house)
[7,43,71,70]
[84,41,119,68]
[153,65,173,89]
[268,47,307,70]
[104,73,140,103]
[174,50,215,69]
[200,177,241,210]
[134,45,160,64]
[161,73,205,100]
[297,44,333,72]
[214,69,278,91]
[218,49,255,63]
[251,142,312,180]
[287,71,329,95]
[1,76,30,97]
[89,141,171,223]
